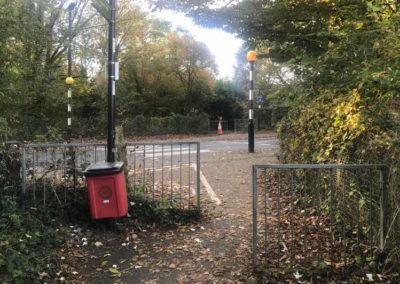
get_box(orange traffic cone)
[218,121,223,135]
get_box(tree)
[0,0,93,139]
[150,0,400,165]
[206,79,243,120]
[0,0,221,140]
[166,33,217,112]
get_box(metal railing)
[124,142,200,209]
[252,164,389,279]
[234,119,259,133]
[20,142,200,210]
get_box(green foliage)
[256,107,289,129]
[34,127,64,143]
[124,113,210,136]
[0,118,11,141]
[177,0,399,166]
[206,79,243,120]
[0,0,93,140]
[127,194,201,227]
[0,193,68,283]
[0,143,21,190]
[0,1,230,141]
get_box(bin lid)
[84,162,124,177]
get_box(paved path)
[66,133,279,283]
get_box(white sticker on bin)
[103,200,110,204]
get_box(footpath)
[63,133,278,283]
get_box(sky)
[144,9,244,79]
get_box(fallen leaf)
[109,268,120,274]
[100,260,108,267]
[38,272,49,279]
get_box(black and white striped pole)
[66,2,76,143]
[247,50,257,153]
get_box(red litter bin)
[84,162,128,219]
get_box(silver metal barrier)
[20,142,200,209]
[252,164,389,279]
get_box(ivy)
[0,193,69,282]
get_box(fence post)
[116,126,129,181]
[380,167,389,250]
[196,142,201,209]
[252,165,258,269]
[21,146,27,194]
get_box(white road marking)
[191,164,222,205]
[127,149,212,158]
[130,165,189,172]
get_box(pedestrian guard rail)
[20,142,200,210]
[252,164,390,278]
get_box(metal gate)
[252,164,389,278]
[20,142,200,210]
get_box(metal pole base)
[248,121,254,153]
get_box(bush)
[34,127,64,143]
[127,194,201,227]
[0,193,68,282]
[256,107,289,129]
[0,118,11,141]
[124,113,209,136]
[277,90,400,275]
[277,90,397,164]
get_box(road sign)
[256,96,264,104]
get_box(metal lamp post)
[93,0,117,163]
[66,2,76,143]
[247,50,257,153]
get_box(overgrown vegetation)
[0,145,67,282]
[0,192,69,282]
[128,194,202,228]
[0,188,202,282]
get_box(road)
[125,134,278,158]
[201,137,279,153]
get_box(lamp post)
[247,50,257,153]
[66,2,76,143]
